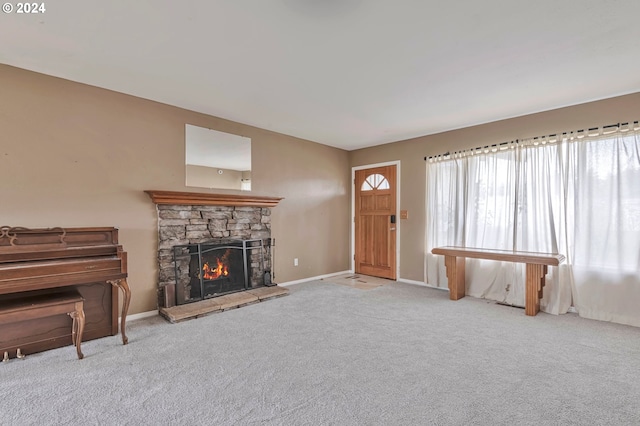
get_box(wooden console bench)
[431,246,565,316]
[0,290,85,360]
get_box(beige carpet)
[2,280,639,425]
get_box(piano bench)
[0,290,86,360]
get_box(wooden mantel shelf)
[144,190,284,207]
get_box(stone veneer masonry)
[155,204,272,307]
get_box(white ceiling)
[2,0,640,151]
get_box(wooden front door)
[355,165,397,280]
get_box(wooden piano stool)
[0,290,86,360]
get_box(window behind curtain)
[426,128,640,326]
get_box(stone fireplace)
[145,191,283,309]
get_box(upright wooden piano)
[0,226,130,357]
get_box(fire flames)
[202,257,229,280]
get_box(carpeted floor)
[2,280,639,425]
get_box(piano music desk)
[0,290,85,360]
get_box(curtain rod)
[423,120,639,161]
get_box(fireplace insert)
[172,238,269,305]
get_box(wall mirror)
[185,124,251,191]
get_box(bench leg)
[69,301,85,360]
[444,255,466,300]
[107,278,131,345]
[525,264,547,316]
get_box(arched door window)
[361,173,390,191]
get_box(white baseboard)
[278,270,353,287]
[120,310,158,323]
[122,272,357,320]
[397,278,427,286]
[397,278,449,292]
[398,279,579,313]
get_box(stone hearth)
[159,286,289,323]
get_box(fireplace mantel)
[145,190,283,207]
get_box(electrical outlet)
[294,258,299,266]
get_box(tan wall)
[350,92,640,282]
[0,65,351,314]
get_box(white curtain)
[426,124,640,326]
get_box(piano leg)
[69,301,85,360]
[107,279,131,345]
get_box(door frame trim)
[351,160,401,278]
